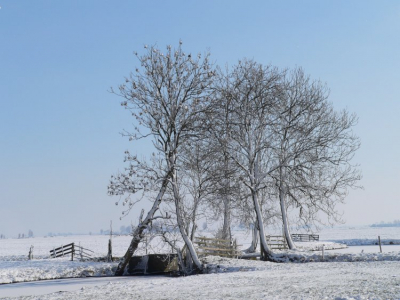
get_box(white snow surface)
[1,226,400,299]
[3,257,400,299]
[0,258,116,284]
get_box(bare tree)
[270,68,362,248]
[214,60,285,260]
[109,42,215,275]
[179,140,217,242]
[207,92,238,241]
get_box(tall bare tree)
[179,140,217,242]
[209,88,237,241]
[109,42,215,275]
[270,68,361,248]
[214,60,285,260]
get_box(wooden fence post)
[107,238,113,262]
[28,245,34,260]
[378,236,382,253]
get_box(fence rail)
[50,243,75,260]
[291,234,319,242]
[194,236,242,258]
[49,243,94,261]
[266,235,288,250]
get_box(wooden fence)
[49,243,94,261]
[266,235,288,250]
[194,236,242,258]
[291,234,319,242]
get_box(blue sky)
[1,1,399,236]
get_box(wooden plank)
[291,234,319,242]
[195,242,231,248]
[77,250,92,257]
[195,237,231,243]
[195,236,241,258]
[76,246,95,253]
[198,247,234,252]
[51,245,73,253]
[50,248,73,256]
[49,243,74,253]
[195,239,230,244]
[203,252,240,257]
[52,250,74,257]
[266,235,287,250]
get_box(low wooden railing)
[291,234,319,242]
[49,243,93,261]
[194,236,241,258]
[266,235,288,250]
[50,243,75,260]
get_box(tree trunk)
[172,172,203,273]
[221,196,231,241]
[244,223,259,253]
[114,172,170,276]
[279,167,295,249]
[221,154,231,241]
[251,190,274,261]
[280,190,295,249]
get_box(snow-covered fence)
[49,243,94,261]
[50,243,75,260]
[291,234,319,242]
[266,236,288,250]
[194,237,242,258]
[76,244,94,260]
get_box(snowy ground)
[0,235,137,258]
[0,258,116,284]
[1,226,400,299]
[2,257,400,299]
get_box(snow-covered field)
[0,235,137,258]
[2,257,400,299]
[1,226,400,299]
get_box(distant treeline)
[371,220,400,227]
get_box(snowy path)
[0,276,161,298]
[5,260,400,300]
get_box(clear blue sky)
[1,1,399,237]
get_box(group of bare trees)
[108,42,361,275]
